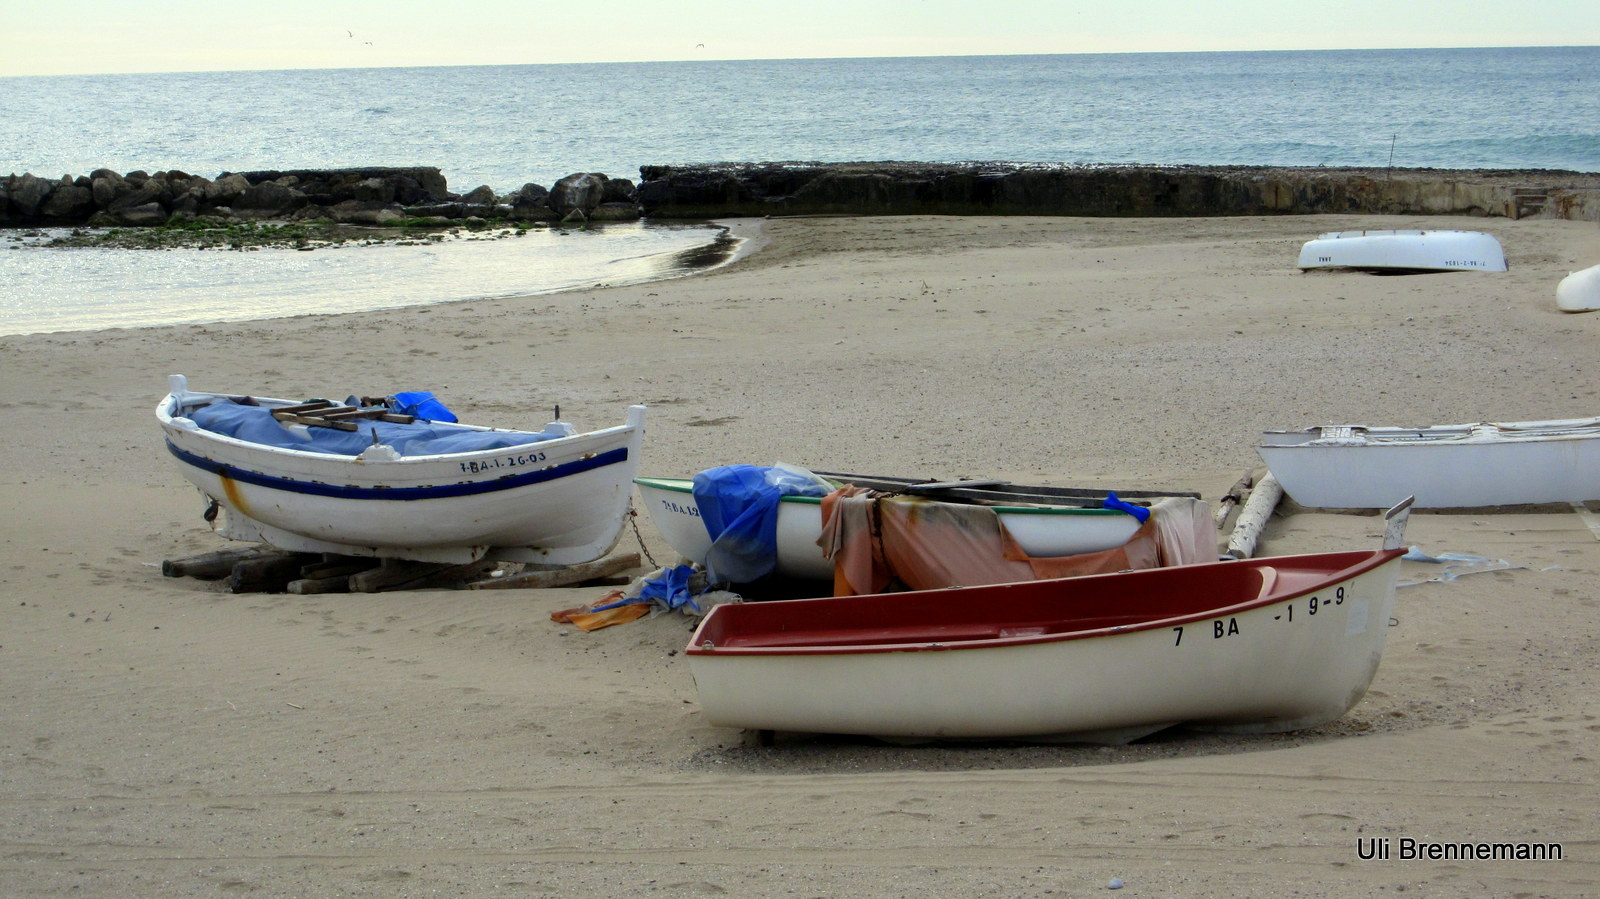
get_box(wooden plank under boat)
[685,502,1412,744]
[1296,229,1507,273]
[635,472,1197,581]
[1257,417,1600,508]
[159,375,646,564]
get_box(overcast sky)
[4,0,1597,77]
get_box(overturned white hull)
[159,375,646,564]
[1556,263,1600,312]
[1297,230,1507,272]
[1258,418,1600,508]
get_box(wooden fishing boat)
[1556,263,1600,312]
[158,374,645,564]
[1296,229,1507,272]
[1258,417,1600,508]
[686,502,1413,744]
[634,472,1198,581]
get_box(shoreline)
[0,218,749,337]
[3,212,1598,896]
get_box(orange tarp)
[818,487,1214,596]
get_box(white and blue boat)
[158,375,645,564]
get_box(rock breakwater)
[6,162,1598,228]
[635,162,1600,222]
[0,167,640,228]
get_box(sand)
[2,213,1598,897]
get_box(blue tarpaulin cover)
[186,400,561,457]
[388,391,459,423]
[590,563,703,614]
[692,464,832,585]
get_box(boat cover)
[184,400,562,457]
[691,464,833,584]
[819,489,1215,596]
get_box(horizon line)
[3,43,1593,80]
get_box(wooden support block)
[348,559,441,593]
[229,553,315,593]
[392,560,501,591]
[467,553,642,590]
[287,574,352,595]
[298,557,380,580]
[163,546,278,580]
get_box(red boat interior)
[690,550,1396,651]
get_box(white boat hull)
[688,553,1402,742]
[1258,419,1600,508]
[1297,229,1507,272]
[160,377,646,564]
[635,477,1146,580]
[1556,263,1600,312]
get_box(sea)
[3,46,1597,336]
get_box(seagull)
[695,43,705,49]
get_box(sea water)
[3,46,1596,334]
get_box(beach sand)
[3,213,1598,896]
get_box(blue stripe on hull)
[167,440,629,501]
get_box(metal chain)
[627,505,659,569]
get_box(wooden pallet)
[161,547,642,594]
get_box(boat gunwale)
[166,439,634,500]
[1259,418,1600,449]
[160,390,641,465]
[686,548,1403,657]
[634,476,1142,517]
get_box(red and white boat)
[686,501,1412,744]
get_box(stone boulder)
[41,176,95,220]
[233,179,309,217]
[589,202,642,222]
[601,178,636,204]
[548,172,608,219]
[505,183,555,221]
[324,200,405,225]
[110,202,171,226]
[108,176,170,213]
[8,173,55,217]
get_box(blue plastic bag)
[692,464,831,585]
[389,390,458,423]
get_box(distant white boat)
[1556,263,1600,312]
[1297,230,1507,273]
[159,375,645,564]
[1258,417,1600,508]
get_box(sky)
[3,0,1597,77]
